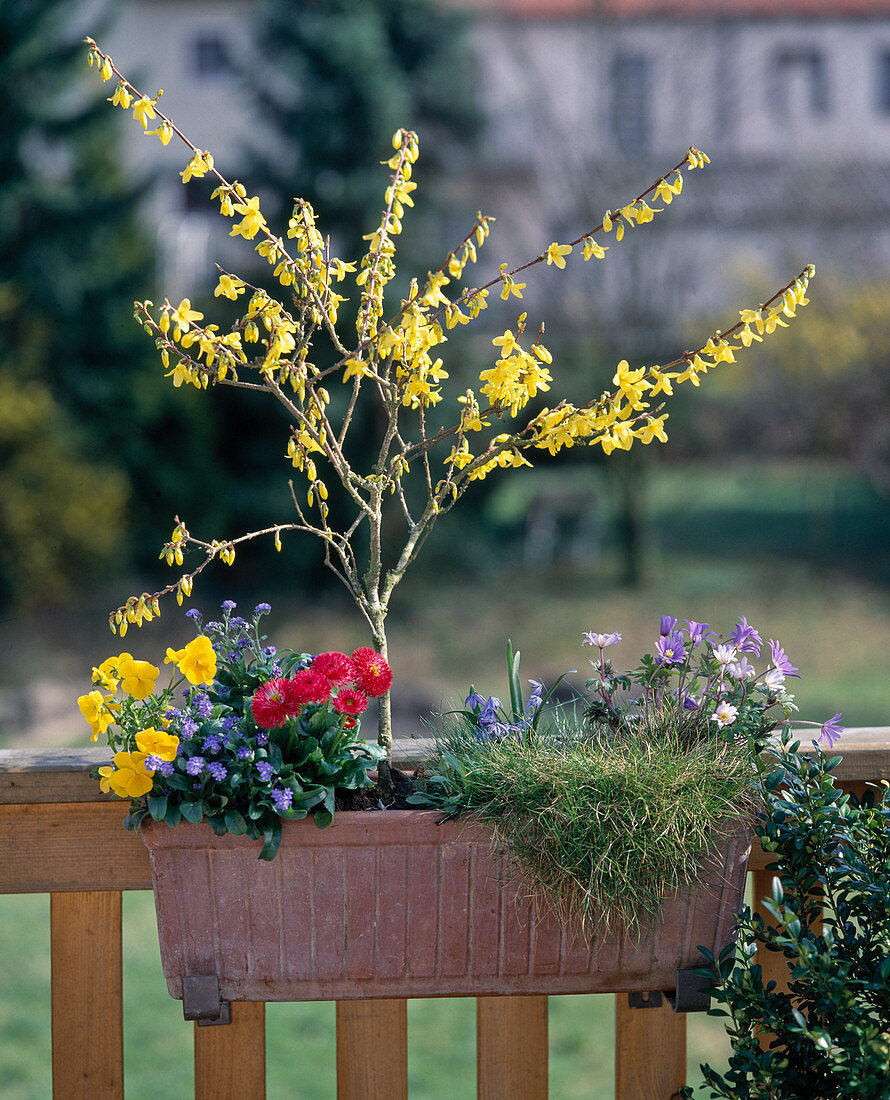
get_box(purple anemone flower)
[818,713,844,748]
[582,631,622,648]
[684,620,715,646]
[769,639,801,678]
[659,615,678,637]
[730,617,763,656]
[655,630,686,665]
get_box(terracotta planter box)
[141,810,751,1003]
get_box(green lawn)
[0,891,730,1098]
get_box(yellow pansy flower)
[135,727,179,761]
[165,635,217,686]
[117,654,159,700]
[104,752,155,798]
[78,690,116,742]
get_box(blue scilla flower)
[256,761,274,783]
[464,689,486,712]
[207,762,227,782]
[186,756,205,776]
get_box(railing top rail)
[2,730,890,805]
[0,738,436,804]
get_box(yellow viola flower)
[91,657,120,692]
[78,691,116,742]
[97,765,116,795]
[105,751,155,799]
[116,654,160,700]
[544,242,573,268]
[135,727,179,762]
[165,635,217,686]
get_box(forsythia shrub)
[84,38,815,761]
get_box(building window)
[192,33,233,79]
[772,48,828,116]
[610,52,652,154]
[877,51,890,113]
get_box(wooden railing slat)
[194,1001,266,1100]
[0,803,151,893]
[477,994,548,1100]
[336,999,408,1100]
[614,993,685,1100]
[50,891,124,1099]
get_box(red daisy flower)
[287,667,333,707]
[350,648,393,698]
[311,651,355,687]
[251,678,292,729]
[333,688,368,716]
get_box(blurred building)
[107,0,890,341]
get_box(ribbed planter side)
[141,810,751,1002]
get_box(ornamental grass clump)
[414,621,845,934]
[83,40,816,772]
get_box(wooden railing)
[2,730,890,1099]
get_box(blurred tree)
[686,280,890,495]
[245,0,479,257]
[0,0,218,606]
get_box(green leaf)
[147,795,167,821]
[259,818,283,861]
[507,638,523,721]
[224,809,248,835]
[313,809,334,829]
[164,802,182,828]
[179,801,204,824]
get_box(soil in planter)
[334,766,418,812]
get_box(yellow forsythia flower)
[544,242,573,268]
[165,635,217,686]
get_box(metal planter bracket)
[182,975,231,1026]
[628,968,711,1014]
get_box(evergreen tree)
[246,0,479,255]
[0,0,215,604]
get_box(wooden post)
[752,870,790,997]
[194,1001,266,1099]
[336,999,408,1100]
[477,995,548,1100]
[51,890,124,1099]
[615,993,686,1100]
